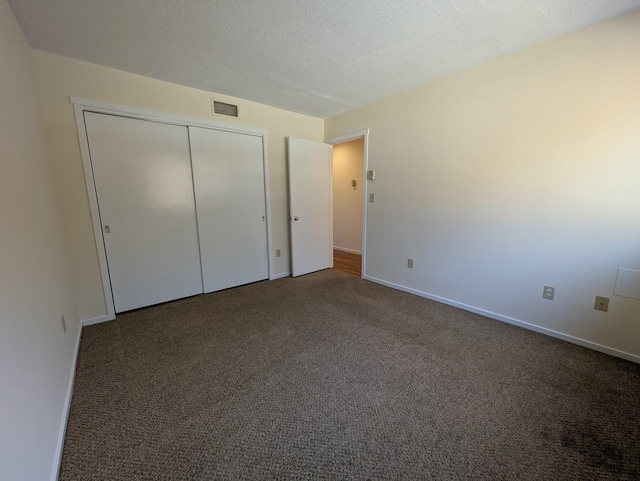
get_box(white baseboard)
[82,315,112,327]
[270,271,291,280]
[50,321,83,481]
[333,246,362,255]
[363,275,640,364]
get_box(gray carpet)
[59,269,640,480]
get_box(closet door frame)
[72,97,273,322]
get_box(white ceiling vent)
[212,100,239,118]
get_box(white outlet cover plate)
[543,285,555,300]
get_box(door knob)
[294,216,300,221]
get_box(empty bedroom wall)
[30,51,324,322]
[0,0,80,479]
[325,10,640,358]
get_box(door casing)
[326,130,370,278]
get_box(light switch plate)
[367,170,375,180]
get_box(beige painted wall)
[326,10,640,357]
[31,51,324,321]
[0,1,79,479]
[333,138,364,253]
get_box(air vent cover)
[213,101,239,117]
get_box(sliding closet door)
[85,112,203,313]
[189,127,269,293]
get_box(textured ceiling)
[8,0,640,118]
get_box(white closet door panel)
[190,127,268,293]
[85,112,203,313]
[288,138,333,276]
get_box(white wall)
[0,1,80,480]
[31,51,324,322]
[333,138,364,253]
[326,10,640,359]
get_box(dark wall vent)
[213,101,239,117]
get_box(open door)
[288,138,333,276]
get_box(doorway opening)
[327,131,369,278]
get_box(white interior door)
[288,138,333,276]
[85,112,203,313]
[190,127,269,293]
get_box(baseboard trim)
[82,315,112,326]
[50,321,83,481]
[333,246,362,255]
[363,275,640,364]
[270,272,291,280]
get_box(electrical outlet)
[542,286,555,300]
[276,249,281,258]
[369,193,375,203]
[61,314,67,333]
[594,296,609,312]
[407,259,413,268]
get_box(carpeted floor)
[59,269,640,480]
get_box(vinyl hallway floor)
[333,249,361,277]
